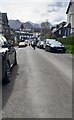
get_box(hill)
[8,20,52,30]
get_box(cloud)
[0,0,69,24]
[55,2,68,7]
[48,8,67,24]
[54,16,65,22]
[48,2,68,7]
[47,2,68,13]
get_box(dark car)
[45,39,66,53]
[0,34,17,84]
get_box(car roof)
[46,39,56,41]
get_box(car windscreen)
[49,41,62,46]
[0,35,9,47]
[0,36,4,47]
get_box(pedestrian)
[32,41,36,50]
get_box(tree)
[41,21,52,39]
[20,24,24,30]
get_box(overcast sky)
[0,0,70,25]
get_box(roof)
[64,23,71,27]
[52,21,67,33]
[52,26,64,33]
[66,1,72,14]
[52,28,58,33]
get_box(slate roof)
[52,22,66,33]
[66,1,72,14]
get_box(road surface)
[2,46,72,118]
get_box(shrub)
[57,35,74,45]
[57,35,74,53]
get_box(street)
[2,46,72,118]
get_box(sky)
[0,0,70,25]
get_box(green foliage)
[65,44,74,53]
[57,35,74,45]
[57,35,74,53]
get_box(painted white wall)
[67,1,74,34]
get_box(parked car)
[18,41,27,47]
[43,39,56,49]
[37,41,40,48]
[0,34,17,84]
[37,41,44,49]
[45,39,66,53]
[25,40,28,45]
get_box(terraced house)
[66,0,74,34]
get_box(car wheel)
[63,50,66,53]
[3,61,10,84]
[48,47,51,52]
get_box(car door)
[11,46,15,64]
[3,40,14,67]
[8,46,15,67]
[1,36,15,67]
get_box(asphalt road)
[2,46,72,118]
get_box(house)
[66,0,74,34]
[0,12,10,39]
[63,23,71,36]
[52,22,67,37]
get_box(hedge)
[57,35,74,53]
[57,35,74,45]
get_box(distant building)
[15,30,34,41]
[66,0,74,34]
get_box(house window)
[68,28,70,35]
[59,30,61,35]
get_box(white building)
[66,0,74,34]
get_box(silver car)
[0,34,17,84]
